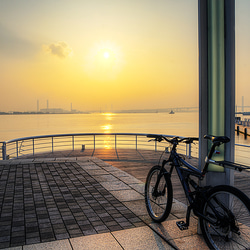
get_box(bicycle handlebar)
[147,134,199,144]
[147,134,230,146]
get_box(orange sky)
[0,0,249,112]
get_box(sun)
[84,40,125,81]
[103,51,110,59]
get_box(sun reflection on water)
[104,138,112,149]
[101,124,112,148]
[102,112,116,121]
[101,113,116,148]
[101,124,112,133]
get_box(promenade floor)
[0,149,249,249]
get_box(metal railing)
[1,133,198,160]
[1,133,250,165]
[235,143,250,166]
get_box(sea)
[0,112,249,165]
[0,112,199,141]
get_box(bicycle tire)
[200,185,250,249]
[145,165,173,222]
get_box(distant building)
[40,108,69,114]
[39,108,84,114]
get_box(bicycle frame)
[160,145,224,228]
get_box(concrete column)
[199,0,235,186]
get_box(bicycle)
[145,134,250,249]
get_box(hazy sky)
[0,0,249,112]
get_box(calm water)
[0,112,199,141]
[1,112,250,165]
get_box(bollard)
[244,128,247,139]
[237,126,239,136]
[81,145,85,151]
[2,142,7,160]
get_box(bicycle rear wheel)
[145,165,173,222]
[200,185,250,249]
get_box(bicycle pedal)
[176,221,188,230]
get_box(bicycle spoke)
[145,165,173,222]
[200,186,250,249]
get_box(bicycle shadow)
[148,214,209,250]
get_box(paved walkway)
[0,156,211,250]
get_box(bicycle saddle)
[204,135,230,144]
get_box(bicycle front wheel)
[200,185,250,249]
[145,165,173,223]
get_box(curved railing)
[1,133,250,165]
[235,143,250,166]
[0,133,198,160]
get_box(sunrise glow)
[0,1,199,112]
[0,1,249,112]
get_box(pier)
[235,117,250,138]
[0,148,249,249]
[17,148,250,204]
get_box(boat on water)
[169,110,175,114]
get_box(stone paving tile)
[23,239,72,250]
[149,217,198,241]
[170,199,187,219]
[101,166,120,173]
[70,232,122,250]
[110,189,144,202]
[0,160,145,249]
[85,169,109,176]
[112,226,174,249]
[105,166,129,178]
[100,181,131,191]
[129,183,145,194]
[119,175,142,184]
[168,234,209,250]
[123,200,149,217]
[79,163,101,170]
[91,174,118,183]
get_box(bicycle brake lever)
[148,138,163,142]
[148,139,155,142]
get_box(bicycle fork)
[152,168,168,198]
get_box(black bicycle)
[145,134,250,249]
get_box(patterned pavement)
[1,153,249,249]
[0,158,145,249]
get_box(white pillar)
[199,0,235,186]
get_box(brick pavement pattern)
[0,161,144,249]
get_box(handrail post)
[52,137,54,153]
[2,142,6,160]
[188,143,192,159]
[16,141,19,158]
[135,135,138,150]
[72,136,74,151]
[33,138,35,156]
[115,135,117,149]
[155,140,157,151]
[93,135,95,150]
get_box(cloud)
[44,41,73,58]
